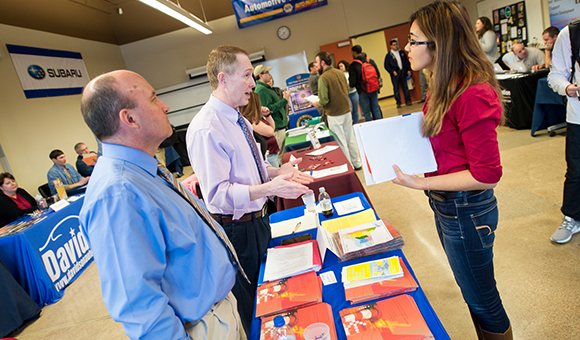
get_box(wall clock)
[277,26,291,40]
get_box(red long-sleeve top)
[425,82,503,184]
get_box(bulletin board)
[493,2,528,54]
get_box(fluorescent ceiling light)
[138,0,212,35]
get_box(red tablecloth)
[277,142,372,210]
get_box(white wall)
[0,24,126,192]
[121,0,483,90]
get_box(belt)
[424,190,485,203]
[211,203,268,224]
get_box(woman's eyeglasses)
[408,35,432,47]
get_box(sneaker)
[550,216,580,243]
[396,104,402,108]
[406,102,413,106]
[354,166,362,171]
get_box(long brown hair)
[239,91,262,125]
[476,16,493,39]
[410,0,504,137]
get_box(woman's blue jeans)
[429,189,510,333]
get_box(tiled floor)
[8,97,580,339]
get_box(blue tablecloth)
[249,192,450,340]
[531,77,566,136]
[0,196,93,307]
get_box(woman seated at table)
[0,173,37,227]
[240,91,281,167]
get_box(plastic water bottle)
[273,315,296,340]
[318,187,333,218]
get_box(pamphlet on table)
[342,256,403,289]
[255,271,323,318]
[344,260,418,305]
[337,220,404,261]
[260,302,338,340]
[340,294,433,339]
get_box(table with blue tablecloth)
[530,77,566,136]
[0,196,93,307]
[249,192,450,340]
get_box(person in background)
[502,43,545,71]
[547,20,580,243]
[0,173,37,227]
[308,61,325,122]
[187,45,313,335]
[313,52,362,170]
[240,91,281,168]
[475,17,501,66]
[393,1,512,339]
[349,45,382,121]
[80,69,244,340]
[384,39,413,108]
[47,149,89,196]
[541,26,559,70]
[338,60,360,124]
[254,65,291,162]
[74,142,97,177]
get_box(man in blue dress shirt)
[79,70,243,340]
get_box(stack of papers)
[353,112,437,185]
[286,126,309,137]
[342,256,403,289]
[337,220,404,262]
[263,240,322,282]
[344,260,418,305]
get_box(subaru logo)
[28,65,46,80]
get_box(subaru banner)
[232,0,327,29]
[7,44,90,99]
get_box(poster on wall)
[7,44,90,99]
[232,0,327,29]
[548,0,580,30]
[493,2,528,54]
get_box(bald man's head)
[81,70,136,140]
[512,43,528,60]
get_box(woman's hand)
[392,164,426,190]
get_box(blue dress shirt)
[80,143,236,340]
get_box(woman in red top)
[392,1,512,339]
[0,172,37,227]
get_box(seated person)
[47,149,89,196]
[0,172,37,227]
[502,43,545,71]
[74,142,97,177]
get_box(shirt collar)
[102,143,158,177]
[208,94,240,125]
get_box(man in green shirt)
[254,65,290,161]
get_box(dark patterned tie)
[237,112,266,184]
[157,162,250,283]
